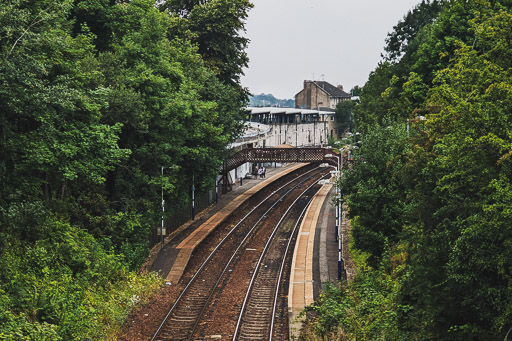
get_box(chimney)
[337,84,344,91]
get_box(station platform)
[147,163,306,281]
[147,162,344,337]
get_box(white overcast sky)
[241,0,422,99]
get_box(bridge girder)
[221,148,342,174]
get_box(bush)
[0,215,163,340]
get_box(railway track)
[151,165,330,340]
[233,183,319,340]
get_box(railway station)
[121,83,358,339]
[115,83,360,338]
[122,155,353,340]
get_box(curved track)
[151,166,329,340]
[233,184,318,340]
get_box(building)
[224,80,352,184]
[226,121,271,182]
[295,80,351,110]
[245,107,335,148]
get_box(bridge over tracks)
[219,147,344,192]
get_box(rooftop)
[310,81,351,98]
[246,107,335,116]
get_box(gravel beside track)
[119,163,330,340]
[151,167,328,340]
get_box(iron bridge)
[221,147,343,175]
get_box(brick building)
[294,80,351,110]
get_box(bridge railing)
[221,147,341,174]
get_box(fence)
[149,183,223,248]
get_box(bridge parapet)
[221,147,341,174]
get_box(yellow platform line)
[288,183,332,339]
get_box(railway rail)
[233,182,319,340]
[151,165,330,340]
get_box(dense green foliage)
[304,0,512,339]
[334,100,355,133]
[0,0,251,338]
[302,248,411,340]
[341,122,412,268]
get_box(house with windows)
[294,80,351,139]
[294,80,351,110]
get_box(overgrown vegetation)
[302,0,512,339]
[0,0,251,338]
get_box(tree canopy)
[305,1,512,339]
[0,0,252,338]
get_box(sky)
[241,0,423,99]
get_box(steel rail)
[186,173,320,340]
[150,166,324,341]
[269,193,313,339]
[233,173,329,340]
[187,168,326,340]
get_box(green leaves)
[313,1,512,340]
[304,268,411,340]
[335,100,355,133]
[0,0,250,338]
[165,0,253,84]
[399,2,512,338]
[0,217,162,340]
[341,121,411,267]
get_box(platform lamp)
[325,153,343,280]
[191,173,195,221]
[324,153,340,238]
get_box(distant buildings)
[241,80,354,150]
[226,80,350,182]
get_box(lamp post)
[325,152,343,280]
[161,165,178,248]
[215,175,219,204]
[324,153,340,239]
[161,166,165,249]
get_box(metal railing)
[222,147,340,174]
[149,186,221,247]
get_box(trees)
[0,0,129,215]
[384,0,446,62]
[402,8,512,336]
[160,0,252,83]
[309,1,512,339]
[340,122,411,267]
[334,100,354,133]
[0,0,252,338]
